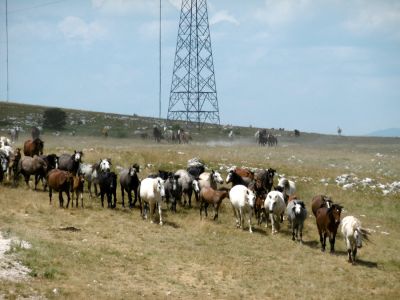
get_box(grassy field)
[1,132,400,299]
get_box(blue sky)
[0,0,399,135]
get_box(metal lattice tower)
[167,0,220,126]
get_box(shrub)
[43,108,67,130]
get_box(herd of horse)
[0,134,369,265]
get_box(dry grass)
[0,134,400,299]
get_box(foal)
[199,187,230,220]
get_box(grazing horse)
[341,216,369,264]
[199,187,229,220]
[139,177,166,225]
[47,169,72,207]
[58,151,83,175]
[119,164,140,208]
[199,170,224,190]
[229,185,256,233]
[226,169,252,187]
[175,169,200,207]
[17,155,47,190]
[316,204,343,253]
[311,195,333,217]
[23,138,44,157]
[264,191,286,234]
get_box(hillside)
[1,101,399,145]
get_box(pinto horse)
[199,187,229,220]
[23,138,44,157]
[316,204,343,253]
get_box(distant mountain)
[367,128,400,137]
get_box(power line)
[6,0,9,102]
[7,0,68,14]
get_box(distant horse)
[316,204,343,253]
[199,187,229,220]
[23,138,44,157]
[153,126,162,143]
[31,126,40,140]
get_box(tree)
[43,108,67,130]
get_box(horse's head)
[211,170,224,184]
[132,163,140,173]
[267,168,276,184]
[226,170,233,183]
[293,200,305,215]
[330,204,342,225]
[100,158,111,172]
[73,150,83,162]
[246,189,255,207]
[157,178,165,197]
[355,228,363,249]
[192,179,200,193]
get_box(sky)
[0,0,399,135]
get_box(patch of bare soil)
[0,232,31,282]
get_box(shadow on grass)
[355,259,378,268]
[162,220,180,229]
[300,240,320,249]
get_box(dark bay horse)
[23,138,44,157]
[311,195,333,217]
[316,204,343,253]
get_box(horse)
[139,177,165,225]
[286,199,307,243]
[264,191,286,234]
[233,167,254,180]
[0,151,8,183]
[198,170,224,190]
[254,190,267,225]
[71,174,85,208]
[23,138,44,157]
[276,177,296,204]
[175,169,200,207]
[98,171,117,208]
[58,150,83,175]
[316,204,343,253]
[254,168,276,194]
[119,164,140,208]
[229,185,256,233]
[311,195,333,217]
[47,169,72,207]
[17,155,48,190]
[226,169,252,187]
[199,187,229,220]
[341,216,369,264]
[153,126,162,143]
[31,126,40,140]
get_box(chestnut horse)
[199,187,229,220]
[316,204,343,253]
[47,169,72,208]
[23,138,44,157]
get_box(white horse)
[199,170,224,190]
[264,191,286,234]
[78,163,98,198]
[229,185,256,233]
[277,177,296,202]
[341,216,368,264]
[140,177,166,225]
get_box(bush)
[43,108,67,130]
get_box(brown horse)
[47,169,73,208]
[71,174,85,208]
[311,195,333,217]
[23,138,44,157]
[199,187,229,220]
[234,167,254,180]
[254,190,267,225]
[316,204,343,253]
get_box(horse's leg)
[59,191,64,208]
[292,223,296,241]
[205,203,209,218]
[239,207,244,230]
[352,247,357,265]
[49,188,52,205]
[121,186,125,207]
[158,200,163,225]
[318,226,325,251]
[213,202,219,221]
[132,187,138,208]
[100,191,104,207]
[34,174,39,191]
[329,232,336,253]
[231,206,239,228]
[199,201,203,219]
[149,201,154,223]
[270,213,275,234]
[128,189,133,208]
[248,210,253,233]
[88,180,92,198]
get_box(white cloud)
[344,2,400,39]
[254,0,311,27]
[138,19,176,39]
[168,0,181,10]
[91,0,157,15]
[210,10,240,26]
[58,16,107,45]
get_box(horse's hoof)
[159,222,163,226]
[292,237,295,241]
[150,220,154,224]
